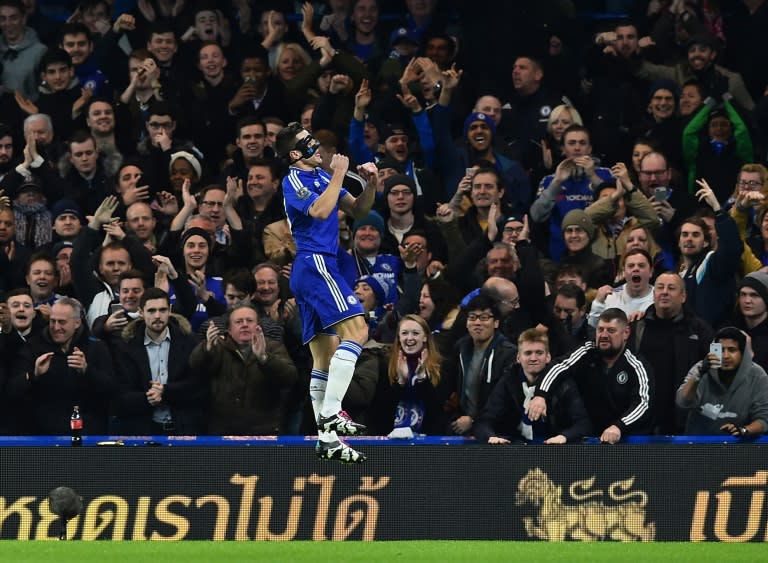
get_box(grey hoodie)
[0,27,47,100]
[677,346,768,435]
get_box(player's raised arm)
[340,162,378,220]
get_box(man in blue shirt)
[277,122,377,464]
[530,125,613,261]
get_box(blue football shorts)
[290,253,364,344]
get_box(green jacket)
[189,335,297,435]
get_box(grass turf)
[0,541,764,562]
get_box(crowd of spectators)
[0,0,767,442]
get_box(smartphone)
[465,167,476,178]
[654,186,669,201]
[109,304,124,316]
[710,342,722,361]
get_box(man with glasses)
[729,163,767,247]
[139,102,204,190]
[638,151,698,251]
[528,308,654,443]
[481,276,536,346]
[445,293,517,437]
[167,182,247,277]
[379,173,446,261]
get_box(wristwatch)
[739,426,748,437]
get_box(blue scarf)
[393,354,426,432]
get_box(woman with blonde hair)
[386,314,452,435]
[533,104,584,178]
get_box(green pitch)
[0,541,764,562]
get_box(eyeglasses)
[640,170,668,177]
[737,180,763,189]
[500,297,520,307]
[148,122,173,129]
[388,189,413,197]
[467,314,494,322]
[503,226,524,234]
[201,200,224,207]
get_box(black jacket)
[474,364,592,443]
[535,341,654,435]
[7,326,114,434]
[630,305,713,433]
[444,332,518,426]
[111,315,207,435]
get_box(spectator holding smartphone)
[677,327,768,438]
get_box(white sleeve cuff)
[14,163,31,178]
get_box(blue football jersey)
[283,166,349,256]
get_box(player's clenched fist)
[330,154,349,174]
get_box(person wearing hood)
[0,0,48,101]
[682,96,754,205]
[111,288,207,435]
[677,327,768,437]
[641,79,684,171]
[731,271,768,371]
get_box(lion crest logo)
[515,468,656,541]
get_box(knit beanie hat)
[463,111,496,139]
[352,210,385,235]
[740,271,768,306]
[376,156,404,173]
[382,174,417,197]
[561,209,595,240]
[181,226,212,249]
[648,79,679,105]
[355,273,391,306]
[51,199,84,222]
